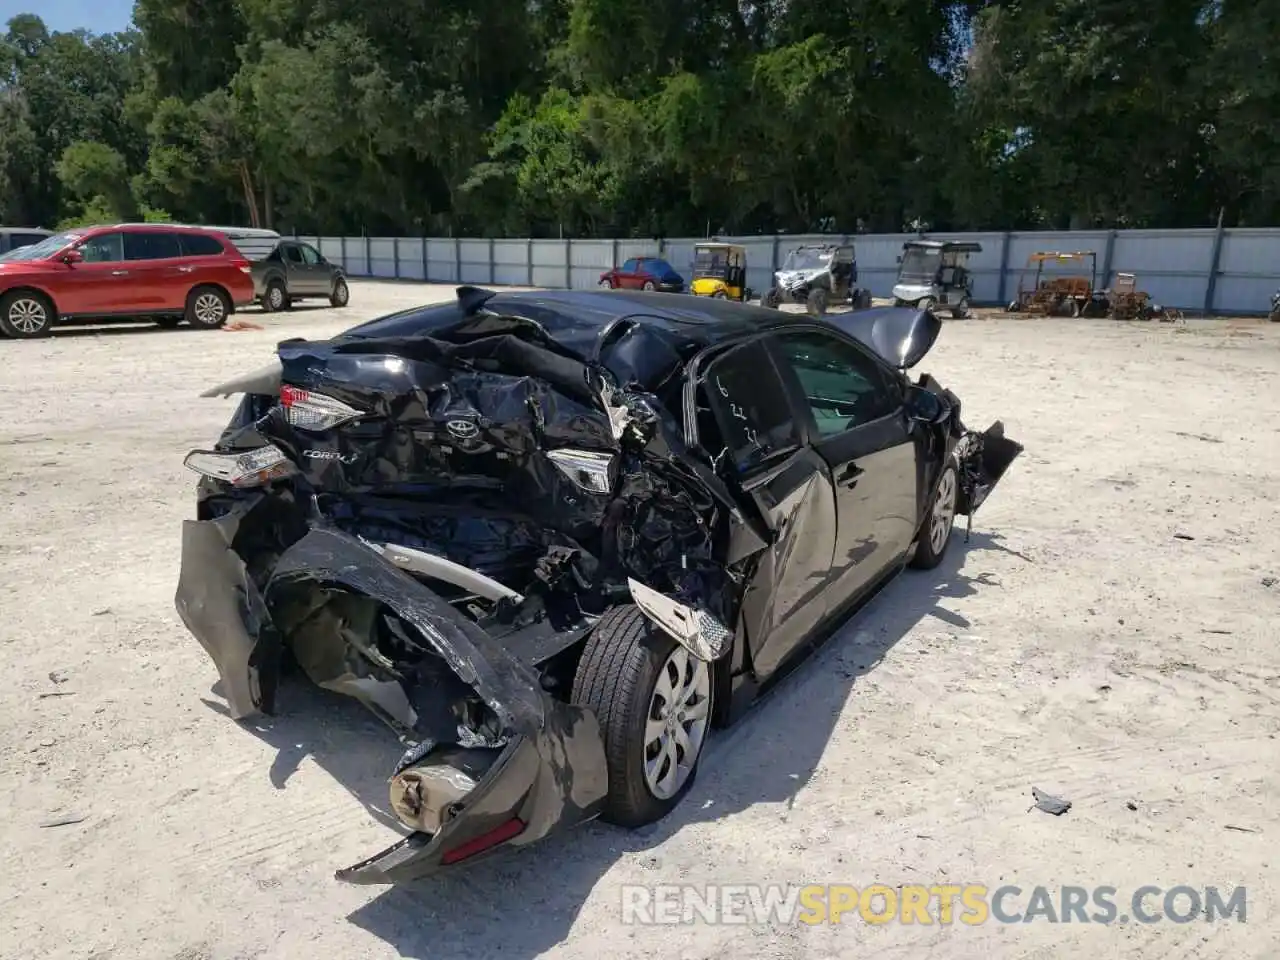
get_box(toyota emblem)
[446,419,479,440]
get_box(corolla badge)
[303,449,359,464]
[446,419,480,440]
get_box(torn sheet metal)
[627,578,732,661]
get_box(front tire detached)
[571,605,712,827]
[0,290,54,338]
[185,286,231,329]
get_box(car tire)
[642,280,656,291]
[599,279,615,289]
[806,288,828,316]
[329,278,349,308]
[263,279,289,312]
[763,288,781,309]
[185,285,231,329]
[919,297,937,314]
[0,290,55,339]
[855,289,873,310]
[712,290,727,299]
[951,297,970,319]
[571,604,712,828]
[910,459,959,570]
[1067,298,1081,318]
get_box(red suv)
[0,223,255,338]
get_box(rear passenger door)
[123,231,185,310]
[768,328,920,609]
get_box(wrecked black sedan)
[176,286,1021,884]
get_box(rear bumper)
[175,513,609,883]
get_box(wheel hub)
[9,298,47,334]
[643,645,711,800]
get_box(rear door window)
[124,231,182,261]
[701,338,802,472]
[283,244,304,264]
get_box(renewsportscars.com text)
[620,883,1247,926]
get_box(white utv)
[762,243,872,316]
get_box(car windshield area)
[781,248,831,272]
[898,246,942,281]
[2,232,78,261]
[693,250,731,278]
[643,259,675,275]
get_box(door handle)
[110,270,128,276]
[177,265,195,273]
[837,464,864,488]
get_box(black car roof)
[339,287,936,372]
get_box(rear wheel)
[1067,298,1081,318]
[855,289,873,310]
[763,288,781,309]
[712,289,727,299]
[951,297,970,319]
[262,279,289,312]
[919,297,937,313]
[642,280,656,291]
[571,605,712,827]
[599,279,615,289]
[0,291,54,338]
[185,286,230,329]
[329,278,349,308]
[911,460,958,570]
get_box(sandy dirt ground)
[2,281,1278,960]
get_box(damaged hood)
[829,305,941,370]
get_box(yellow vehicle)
[689,242,752,300]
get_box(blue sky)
[1,0,134,35]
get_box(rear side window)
[283,244,304,264]
[179,232,226,256]
[8,232,47,250]
[621,258,638,272]
[702,338,801,472]
[124,231,182,260]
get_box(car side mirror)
[61,249,83,265]
[905,386,947,424]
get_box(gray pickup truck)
[253,239,350,312]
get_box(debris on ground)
[221,319,264,332]
[1224,824,1261,834]
[1030,787,1072,816]
[40,814,87,828]
[1173,533,1196,541]
[1126,801,1138,811]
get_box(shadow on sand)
[214,529,1026,957]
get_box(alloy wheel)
[8,297,48,335]
[643,645,711,800]
[930,468,957,555]
[193,293,225,326]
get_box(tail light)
[184,445,293,487]
[280,385,364,431]
[230,257,252,274]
